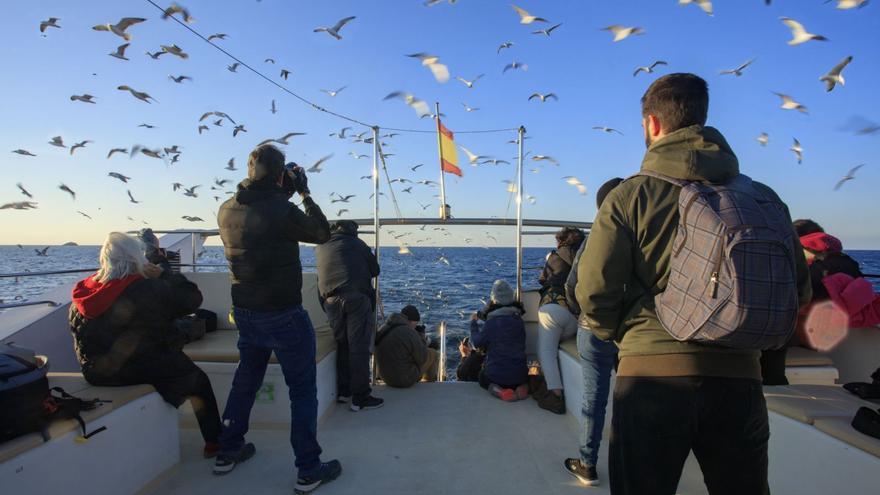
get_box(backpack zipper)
[709,239,725,299]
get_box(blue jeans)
[577,328,618,467]
[219,306,322,474]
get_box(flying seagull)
[532,155,559,165]
[406,53,450,83]
[757,132,769,147]
[1,201,38,210]
[780,17,828,46]
[138,123,156,129]
[34,247,50,256]
[459,145,488,165]
[183,185,200,198]
[40,18,60,33]
[145,50,166,60]
[307,154,334,173]
[69,140,92,155]
[118,85,156,103]
[59,183,76,199]
[199,111,236,124]
[271,99,277,114]
[314,16,356,40]
[257,132,306,146]
[720,58,756,77]
[233,125,247,137]
[679,0,713,16]
[92,17,146,41]
[16,183,32,198]
[49,136,65,148]
[181,215,204,222]
[528,93,558,103]
[162,4,194,23]
[503,61,528,73]
[332,194,356,203]
[321,86,347,97]
[461,103,479,112]
[160,44,188,59]
[790,138,803,164]
[12,149,36,156]
[127,190,140,204]
[169,75,192,83]
[198,125,209,134]
[455,74,484,88]
[602,25,645,42]
[827,0,870,9]
[207,33,228,41]
[108,172,130,183]
[593,126,624,135]
[77,211,92,220]
[109,43,130,60]
[563,176,588,195]
[336,209,349,216]
[497,42,514,54]
[633,60,668,77]
[773,92,808,114]
[70,94,97,104]
[226,158,237,170]
[384,91,430,117]
[280,69,291,80]
[834,164,865,191]
[511,5,548,24]
[532,23,562,37]
[820,56,853,92]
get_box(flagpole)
[371,125,380,386]
[435,102,448,220]
[515,126,525,300]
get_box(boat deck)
[142,382,709,495]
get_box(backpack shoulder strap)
[630,170,689,188]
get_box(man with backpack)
[575,73,812,495]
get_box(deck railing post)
[438,321,446,382]
[515,126,526,300]
[371,126,381,386]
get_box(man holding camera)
[216,144,341,493]
[374,305,440,388]
[315,220,383,410]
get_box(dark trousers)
[220,306,322,474]
[760,348,789,385]
[610,376,770,495]
[477,368,523,390]
[85,350,221,444]
[325,293,374,401]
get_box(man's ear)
[648,114,662,137]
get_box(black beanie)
[596,177,624,209]
[401,305,420,322]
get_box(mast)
[435,102,448,220]
[515,126,525,300]
[371,125,381,385]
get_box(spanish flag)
[438,121,462,177]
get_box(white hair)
[94,232,148,283]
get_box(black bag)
[195,309,218,333]
[0,343,50,442]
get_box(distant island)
[62,242,78,246]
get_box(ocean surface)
[2,246,879,377]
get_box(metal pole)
[515,126,525,300]
[371,126,381,386]
[435,102,448,220]
[438,321,446,382]
[191,234,198,273]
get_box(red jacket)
[822,272,880,328]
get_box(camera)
[282,163,309,195]
[414,324,426,334]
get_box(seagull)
[827,0,870,9]
[1,201,38,210]
[480,158,511,166]
[307,154,334,173]
[563,176,588,195]
[332,194,356,203]
[406,53,450,83]
[461,103,479,112]
[172,183,183,191]
[16,183,32,198]
[127,190,140,204]
[138,123,156,129]
[169,75,192,83]
[511,5,548,24]
[59,183,76,200]
[679,0,713,16]
[417,180,439,187]
[92,17,146,41]
[69,140,92,155]
[162,4,194,23]
[497,42,514,54]
[790,138,803,164]
[163,145,181,155]
[40,18,61,33]
[602,25,645,42]
[593,126,624,135]
[720,58,756,77]
[34,247,50,256]
[528,92,557,102]
[633,60,668,77]
[780,17,828,46]
[258,132,306,146]
[214,179,230,188]
[757,133,769,147]
[321,86,347,97]
[77,211,92,220]
[227,63,240,73]
[233,125,247,137]
[70,94,97,104]
[12,149,36,156]
[455,74,484,88]
[198,125,209,134]
[264,58,276,64]
[207,33,228,41]
[773,92,808,114]
[145,50,166,60]
[181,216,204,222]
[384,91,430,117]
[109,43,130,60]
[226,158,237,170]
[834,163,865,190]
[132,146,163,159]
[270,100,277,114]
[820,56,853,92]
[330,127,352,139]
[118,85,156,103]
[199,111,236,124]
[349,152,368,160]
[108,172,130,183]
[503,61,528,73]
[411,164,424,171]
[532,23,562,37]
[360,175,372,180]
[336,209,349,216]
[170,154,180,165]
[401,187,413,194]
[532,155,559,165]
[160,44,188,59]
[49,136,65,148]
[313,16,356,40]
[459,145,488,165]
[526,195,536,205]
[183,185,200,198]
[280,69,291,80]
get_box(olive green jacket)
[575,125,812,378]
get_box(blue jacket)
[470,305,527,387]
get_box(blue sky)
[2,0,879,248]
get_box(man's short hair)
[793,219,824,237]
[641,73,709,132]
[247,144,285,182]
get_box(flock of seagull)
[4,1,876,254]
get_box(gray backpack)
[638,171,799,350]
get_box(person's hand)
[143,263,163,279]
[459,341,470,358]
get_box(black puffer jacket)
[218,179,330,311]
[315,230,380,301]
[69,274,202,378]
[538,244,579,307]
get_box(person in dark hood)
[534,226,586,414]
[374,305,439,388]
[69,232,221,458]
[315,220,382,411]
[470,280,528,402]
[217,144,341,491]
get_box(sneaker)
[564,458,600,486]
[515,384,530,401]
[212,443,256,475]
[203,441,221,459]
[537,391,566,415]
[336,394,351,404]
[350,395,384,412]
[295,460,342,494]
[489,384,517,402]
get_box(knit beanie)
[401,305,421,322]
[490,279,515,306]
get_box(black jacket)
[218,179,330,311]
[315,231,379,300]
[69,274,203,378]
[538,244,579,308]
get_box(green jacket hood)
[641,125,739,183]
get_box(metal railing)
[438,321,447,382]
[0,300,61,310]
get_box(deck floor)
[143,383,709,495]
